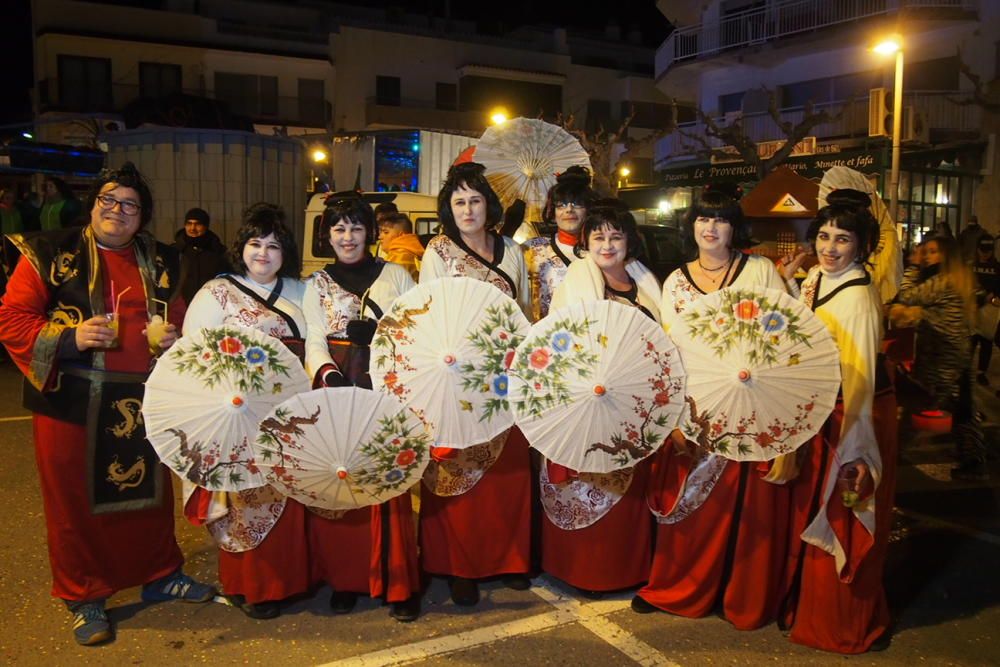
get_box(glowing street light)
[658,199,671,213]
[872,34,904,225]
[311,148,328,163]
[490,108,509,125]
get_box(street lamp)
[310,145,330,192]
[618,166,631,190]
[489,107,509,125]
[873,34,904,226]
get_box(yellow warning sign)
[770,193,809,213]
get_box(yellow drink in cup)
[146,314,168,354]
[105,312,120,348]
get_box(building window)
[214,72,279,118]
[139,62,182,99]
[436,82,457,111]
[58,55,112,112]
[907,56,959,91]
[586,99,612,133]
[298,78,326,127]
[621,101,674,129]
[718,92,744,114]
[376,75,401,106]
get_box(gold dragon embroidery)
[107,398,144,438]
[49,251,79,285]
[106,455,146,490]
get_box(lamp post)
[873,35,904,226]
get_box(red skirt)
[307,493,420,602]
[217,499,310,604]
[420,428,532,579]
[638,449,790,630]
[541,461,652,591]
[34,415,183,602]
[786,391,898,653]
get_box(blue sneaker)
[141,570,216,603]
[69,601,113,646]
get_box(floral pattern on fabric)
[652,451,729,525]
[208,485,287,553]
[524,236,571,322]
[206,280,296,339]
[422,430,508,497]
[426,236,514,297]
[539,462,633,530]
[310,270,362,338]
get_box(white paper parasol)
[508,300,686,473]
[143,325,310,491]
[669,287,841,461]
[475,117,591,223]
[369,276,530,448]
[254,386,431,510]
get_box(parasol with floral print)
[670,286,841,462]
[143,325,310,491]
[253,386,431,510]
[370,277,530,448]
[508,300,687,473]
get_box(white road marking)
[895,507,1000,547]
[315,577,678,667]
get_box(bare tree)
[680,87,851,180]
[554,103,678,197]
[948,52,1000,113]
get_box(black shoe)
[226,594,280,620]
[329,590,358,614]
[630,595,660,614]
[68,601,113,646]
[976,373,990,387]
[502,573,532,591]
[868,630,892,652]
[951,460,989,481]
[576,588,604,600]
[449,577,480,606]
[389,595,421,622]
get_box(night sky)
[0,0,670,125]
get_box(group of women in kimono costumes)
[179,157,895,652]
[523,177,896,654]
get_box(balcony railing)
[37,79,331,128]
[655,90,981,165]
[657,0,978,76]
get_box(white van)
[302,191,439,276]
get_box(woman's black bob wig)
[436,162,504,237]
[229,202,302,279]
[806,188,878,263]
[580,198,643,260]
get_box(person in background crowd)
[971,234,999,386]
[1,188,24,235]
[523,166,596,322]
[0,163,214,647]
[377,212,424,279]
[182,203,308,621]
[374,202,399,227]
[890,235,987,481]
[958,215,987,264]
[18,190,42,231]
[174,207,231,304]
[779,189,897,654]
[418,162,533,607]
[40,176,82,230]
[303,192,422,623]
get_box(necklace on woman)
[697,252,733,284]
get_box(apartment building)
[649,0,998,241]
[29,0,672,189]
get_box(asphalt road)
[0,359,997,666]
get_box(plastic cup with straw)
[147,298,170,353]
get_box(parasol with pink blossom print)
[508,300,687,473]
[669,286,841,461]
[143,325,310,491]
[253,386,431,510]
